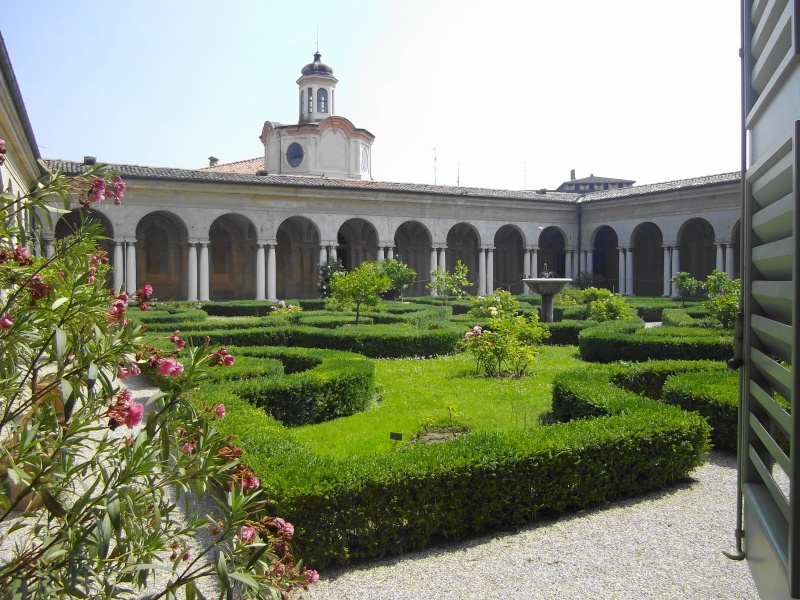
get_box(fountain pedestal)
[522,278,572,322]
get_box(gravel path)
[295,451,758,600]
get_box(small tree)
[379,258,416,301]
[586,293,637,322]
[703,269,740,329]
[329,261,391,324]
[427,260,472,304]
[671,271,702,307]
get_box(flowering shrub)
[269,299,303,322]
[317,259,345,298]
[0,163,315,597]
[469,289,520,320]
[586,293,637,322]
[463,313,549,377]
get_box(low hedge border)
[662,370,738,451]
[552,359,734,450]
[157,346,375,427]
[181,323,464,358]
[192,358,709,568]
[578,321,733,362]
[227,347,375,426]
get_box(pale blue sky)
[3,1,740,190]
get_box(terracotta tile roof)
[201,157,263,174]
[43,159,578,203]
[579,171,741,202]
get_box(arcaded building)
[12,47,741,302]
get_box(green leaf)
[97,513,112,559]
[87,362,99,389]
[107,496,122,535]
[50,297,69,310]
[215,550,230,590]
[60,379,76,423]
[54,327,67,359]
[228,572,259,589]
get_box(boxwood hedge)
[189,357,709,568]
[578,321,733,362]
[163,346,375,427]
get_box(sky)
[2,1,741,191]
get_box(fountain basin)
[522,278,572,322]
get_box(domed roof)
[301,51,334,77]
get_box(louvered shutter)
[741,0,800,597]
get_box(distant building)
[555,169,635,193]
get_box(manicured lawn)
[292,345,583,458]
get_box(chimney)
[570,169,575,181]
[208,156,219,168]
[83,156,96,165]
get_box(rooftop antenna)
[316,23,319,52]
[457,162,462,187]
[433,148,437,185]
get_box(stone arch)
[54,208,115,269]
[539,226,567,278]
[135,211,188,301]
[678,218,715,280]
[394,220,431,297]
[208,214,257,301]
[632,222,664,296]
[337,218,379,271]
[590,226,619,291]
[446,223,480,290]
[494,225,525,294]
[276,216,320,299]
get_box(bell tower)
[297,51,338,124]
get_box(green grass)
[291,345,583,458]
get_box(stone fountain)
[522,264,572,322]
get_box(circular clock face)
[287,142,304,167]
[361,147,369,172]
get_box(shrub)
[317,259,345,298]
[462,313,549,377]
[469,289,519,319]
[703,270,740,329]
[586,293,637,322]
[0,166,309,597]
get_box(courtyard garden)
[133,272,740,569]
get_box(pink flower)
[215,404,226,419]
[273,563,286,577]
[182,552,190,562]
[12,246,32,265]
[243,474,260,492]
[302,567,320,585]
[238,525,256,545]
[274,517,294,539]
[117,389,133,403]
[27,274,52,305]
[129,363,141,376]
[124,401,144,428]
[181,441,196,454]
[222,354,235,367]
[170,330,185,349]
[156,357,184,378]
[0,315,14,329]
